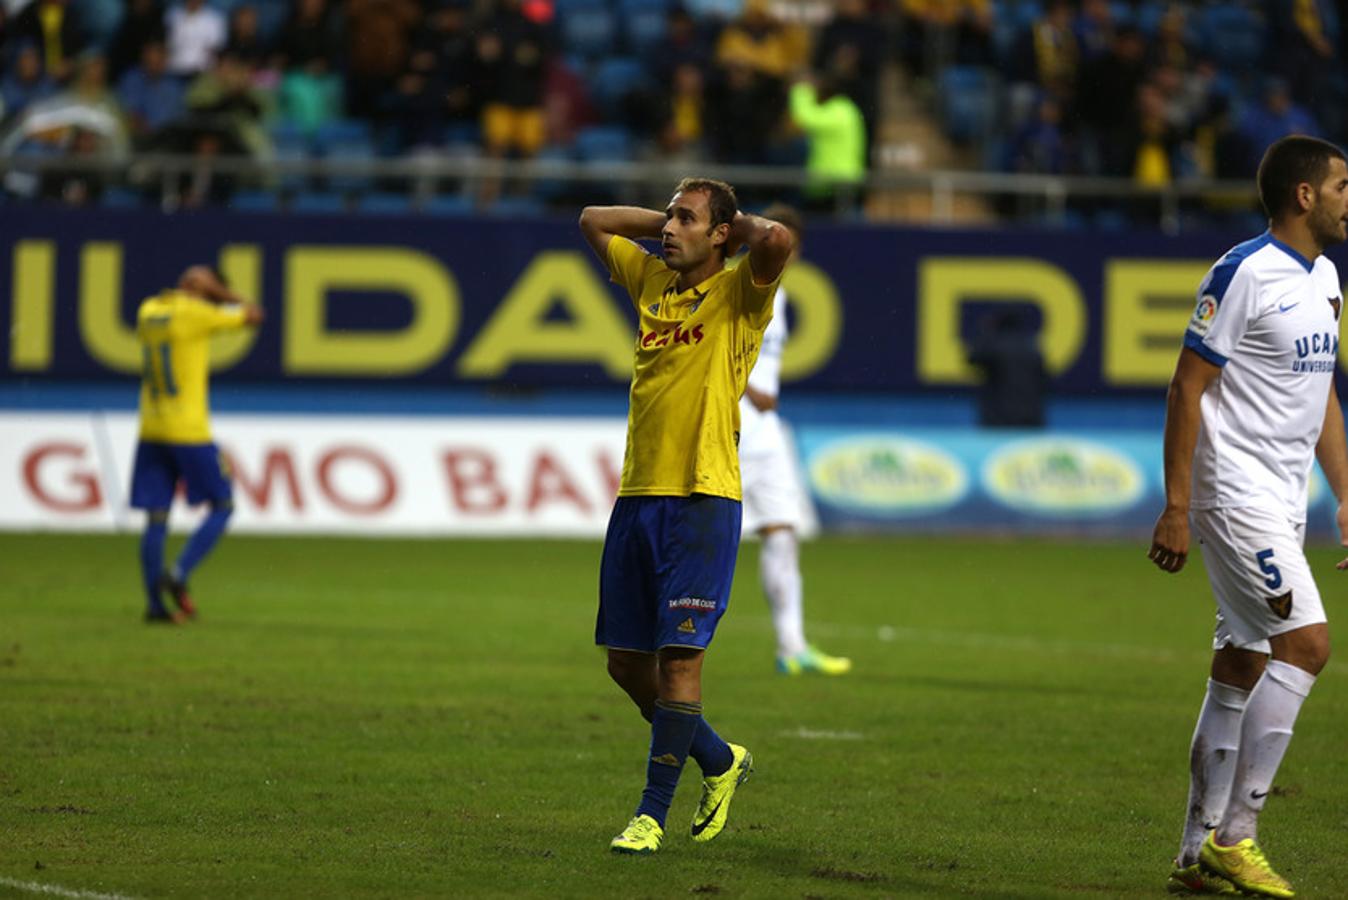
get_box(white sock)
[1177,679,1249,866]
[760,529,806,658]
[1218,660,1316,844]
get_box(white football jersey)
[739,287,788,457]
[747,286,788,399]
[1185,232,1343,520]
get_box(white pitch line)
[783,726,866,741]
[737,614,1348,676]
[0,876,139,900]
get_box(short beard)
[1310,204,1347,248]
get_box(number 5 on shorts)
[1255,548,1282,590]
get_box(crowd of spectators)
[0,0,1343,221]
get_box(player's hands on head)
[725,211,748,257]
[1148,508,1189,573]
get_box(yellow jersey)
[606,236,780,500]
[137,290,249,444]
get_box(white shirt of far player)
[739,287,788,456]
[1184,232,1343,521]
[166,2,227,76]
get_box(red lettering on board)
[23,443,102,512]
[525,451,590,514]
[443,449,508,513]
[316,446,397,514]
[228,448,303,511]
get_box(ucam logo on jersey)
[982,438,1144,516]
[806,437,968,515]
[1189,294,1218,337]
[1292,331,1339,373]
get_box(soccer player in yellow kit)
[579,178,794,854]
[130,266,263,623]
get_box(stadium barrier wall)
[3,412,1337,539]
[8,208,1347,396]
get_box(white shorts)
[1191,506,1327,652]
[739,408,806,533]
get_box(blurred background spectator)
[10,0,87,83]
[0,0,1340,227]
[165,0,227,77]
[116,39,185,144]
[789,72,866,212]
[107,0,165,81]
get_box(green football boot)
[610,814,662,855]
[690,743,753,842]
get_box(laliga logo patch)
[1190,295,1217,336]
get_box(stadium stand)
[0,0,1331,229]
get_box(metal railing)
[0,152,1261,232]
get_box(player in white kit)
[1150,136,1348,898]
[740,205,851,676]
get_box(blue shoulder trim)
[1265,232,1315,272]
[1184,330,1228,367]
[1203,233,1270,307]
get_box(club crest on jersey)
[1190,295,1217,337]
[648,303,660,314]
[639,322,705,349]
[1330,296,1342,320]
[1266,591,1293,620]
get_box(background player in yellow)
[130,265,263,623]
[579,178,794,854]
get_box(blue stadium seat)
[621,0,670,55]
[530,145,575,201]
[485,196,546,218]
[1107,1,1135,28]
[84,0,123,50]
[272,141,311,192]
[270,121,312,153]
[573,125,634,161]
[1092,207,1130,231]
[315,119,374,147]
[560,3,618,59]
[359,192,414,215]
[442,121,483,148]
[423,195,476,217]
[1004,0,1043,31]
[938,66,998,144]
[98,188,143,209]
[290,192,347,214]
[229,190,281,212]
[322,135,376,193]
[1197,6,1265,69]
[589,57,648,118]
[253,0,290,43]
[683,0,742,19]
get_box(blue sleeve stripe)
[1184,330,1228,367]
[1203,233,1269,307]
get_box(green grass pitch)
[3,533,1347,898]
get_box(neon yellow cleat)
[777,644,852,676]
[1167,859,1238,895]
[610,814,663,854]
[1199,834,1294,898]
[691,743,752,843]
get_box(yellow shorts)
[482,104,545,155]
